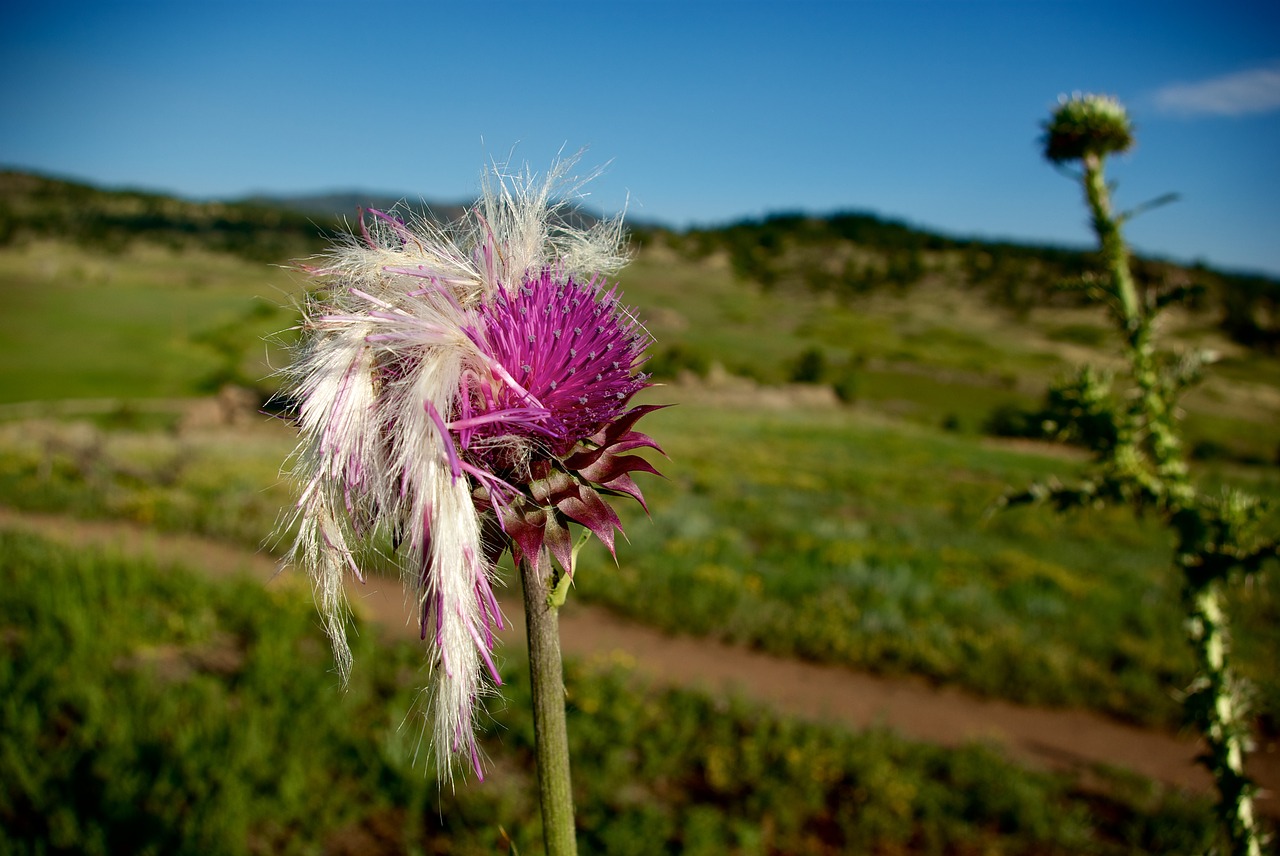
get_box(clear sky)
[2,1,1278,276]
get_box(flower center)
[464,271,650,465]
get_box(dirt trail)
[3,506,1276,815]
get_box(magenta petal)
[561,443,609,472]
[562,430,664,474]
[466,272,654,462]
[611,431,666,456]
[530,471,577,506]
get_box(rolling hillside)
[3,167,1278,464]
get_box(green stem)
[1084,151,1261,854]
[521,559,578,856]
[1185,580,1263,856]
[1082,155,1192,502]
[1082,154,1141,336]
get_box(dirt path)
[3,506,1276,815]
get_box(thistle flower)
[1042,92,1134,164]
[280,159,661,779]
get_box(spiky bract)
[280,159,660,779]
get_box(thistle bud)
[1042,93,1134,163]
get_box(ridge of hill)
[0,169,338,262]
[238,191,470,225]
[662,210,1280,355]
[0,169,591,262]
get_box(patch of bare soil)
[3,505,1276,816]
[669,365,841,410]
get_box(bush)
[1039,367,1118,452]
[833,366,859,403]
[985,402,1042,439]
[646,343,710,379]
[983,368,1117,451]
[790,346,827,383]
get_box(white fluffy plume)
[280,154,627,778]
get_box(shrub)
[790,346,827,383]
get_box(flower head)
[466,270,650,460]
[1042,92,1134,164]
[280,158,661,779]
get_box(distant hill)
[0,168,616,257]
[237,192,471,226]
[0,169,341,262]
[659,210,1280,354]
[2,168,1276,353]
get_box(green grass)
[850,367,1031,429]
[618,247,1280,460]
[3,236,1277,460]
[2,389,1276,731]
[0,419,297,546]
[0,528,1218,855]
[0,242,301,404]
[573,394,1280,729]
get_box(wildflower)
[280,159,661,779]
[1042,92,1134,163]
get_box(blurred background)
[2,1,1278,853]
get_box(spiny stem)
[1184,579,1263,856]
[1082,154,1191,500]
[1085,147,1262,854]
[1082,153,1141,337]
[521,559,577,856]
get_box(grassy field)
[6,236,1277,463]
[3,385,1277,731]
[1,231,1278,849]
[0,241,302,404]
[580,395,1280,728]
[0,528,1218,855]
[623,241,1280,463]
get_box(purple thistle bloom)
[459,269,661,573]
[463,271,650,459]
[279,158,662,780]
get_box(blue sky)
[2,0,1278,276]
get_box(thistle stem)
[1083,149,1261,854]
[1184,579,1263,856]
[1082,154,1141,336]
[521,559,578,856]
[1081,155,1192,501]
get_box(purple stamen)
[424,400,462,482]
[365,208,412,244]
[465,614,503,686]
[447,407,551,432]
